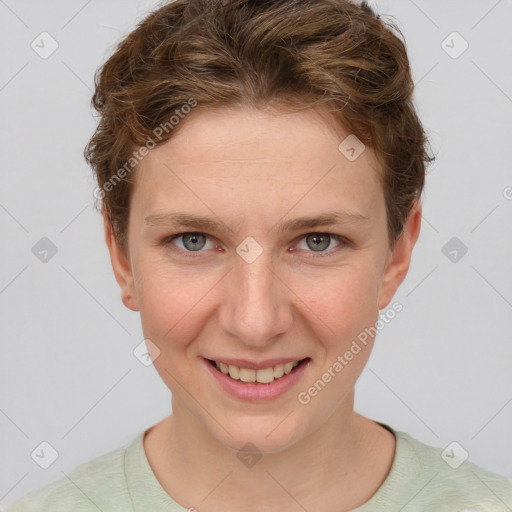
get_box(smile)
[203,357,311,401]
[210,359,305,384]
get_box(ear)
[103,212,139,312]
[378,201,422,310]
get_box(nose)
[217,246,293,350]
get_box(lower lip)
[203,357,311,402]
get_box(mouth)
[205,357,311,385]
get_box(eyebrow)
[144,210,369,234]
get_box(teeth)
[256,367,274,384]
[228,365,239,379]
[273,364,284,378]
[213,359,303,384]
[239,368,256,383]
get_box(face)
[105,105,421,453]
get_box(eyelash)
[160,232,351,259]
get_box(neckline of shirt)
[124,421,416,511]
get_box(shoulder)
[393,429,512,511]
[3,435,139,512]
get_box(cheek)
[294,262,381,342]
[301,266,381,392]
[135,256,227,354]
[135,264,212,390]
[135,254,382,356]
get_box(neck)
[144,393,395,512]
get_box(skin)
[104,105,422,512]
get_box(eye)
[294,233,347,257]
[163,232,215,254]
[161,231,349,258]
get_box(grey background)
[1,0,511,507]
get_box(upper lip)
[204,356,308,370]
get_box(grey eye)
[181,233,207,251]
[305,233,332,252]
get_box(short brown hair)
[84,0,435,253]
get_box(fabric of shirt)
[3,423,512,512]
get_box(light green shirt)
[4,423,512,511]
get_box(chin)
[210,413,309,456]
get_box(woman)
[6,0,512,510]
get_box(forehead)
[132,106,384,221]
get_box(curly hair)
[84,0,435,253]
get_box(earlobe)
[102,212,139,312]
[378,201,422,310]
